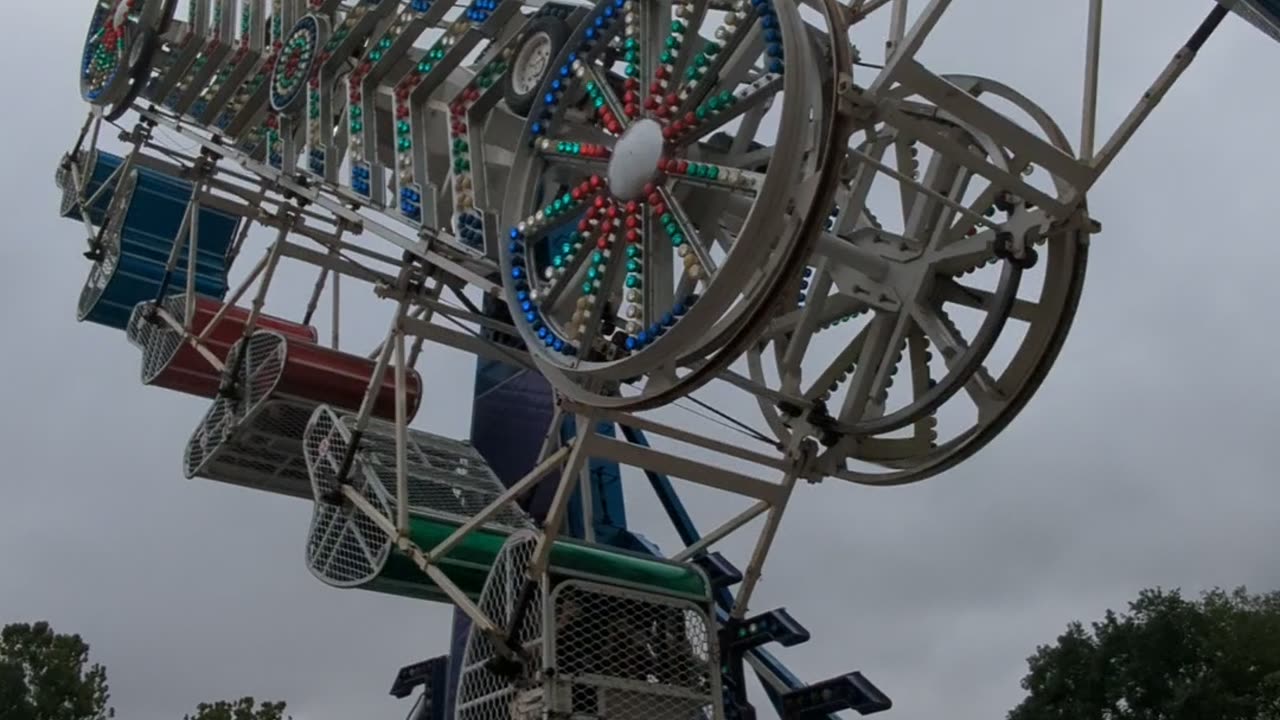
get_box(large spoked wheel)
[499,0,842,410]
[80,0,175,121]
[746,74,1090,486]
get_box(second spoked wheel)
[499,0,842,409]
[747,74,1091,485]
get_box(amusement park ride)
[55,0,1280,717]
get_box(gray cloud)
[3,3,1279,720]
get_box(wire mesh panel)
[302,405,534,601]
[183,330,422,498]
[182,333,313,497]
[546,580,721,720]
[128,294,318,397]
[456,532,545,720]
[57,149,116,223]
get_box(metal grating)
[75,170,133,322]
[456,532,545,720]
[127,294,190,385]
[547,580,720,720]
[56,152,83,218]
[182,332,313,497]
[302,404,534,590]
[303,404,396,587]
[324,412,530,528]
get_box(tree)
[1008,586,1280,720]
[183,698,289,720]
[0,621,113,720]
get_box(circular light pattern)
[269,15,322,113]
[503,0,789,362]
[81,0,142,103]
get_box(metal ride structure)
[56,0,1280,717]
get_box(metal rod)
[578,453,596,544]
[68,112,95,163]
[151,190,196,303]
[565,404,790,472]
[195,247,271,343]
[341,485,501,635]
[426,445,573,564]
[1080,0,1103,161]
[84,155,128,210]
[334,278,416,487]
[239,224,288,338]
[887,0,908,54]
[590,435,784,501]
[846,145,999,231]
[219,222,290,394]
[672,500,770,562]
[1088,4,1227,186]
[867,0,952,95]
[331,264,341,349]
[407,278,445,367]
[394,326,410,535]
[813,232,891,282]
[184,189,202,328]
[67,164,102,250]
[529,426,593,578]
[302,264,332,327]
[850,0,892,22]
[536,405,565,462]
[154,305,224,371]
[351,296,409,438]
[731,468,801,618]
[225,214,255,268]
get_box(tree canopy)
[0,621,288,720]
[183,698,289,720]
[0,621,113,720]
[1008,586,1280,720]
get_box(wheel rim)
[499,0,831,409]
[743,74,1091,485]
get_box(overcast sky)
[3,3,1280,720]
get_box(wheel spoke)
[680,73,780,146]
[778,261,835,392]
[834,134,893,235]
[962,365,1007,422]
[653,0,705,97]
[537,137,614,170]
[640,204,673,335]
[837,310,910,424]
[763,293,868,342]
[803,320,872,402]
[908,299,975,376]
[677,15,764,118]
[936,277,1041,323]
[928,230,995,276]
[936,179,1014,250]
[568,199,629,354]
[680,100,769,251]
[541,225,596,315]
[657,186,717,280]
[664,157,763,197]
[905,139,972,247]
[577,60,630,135]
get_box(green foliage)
[183,698,290,720]
[1008,586,1280,720]
[0,621,113,720]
